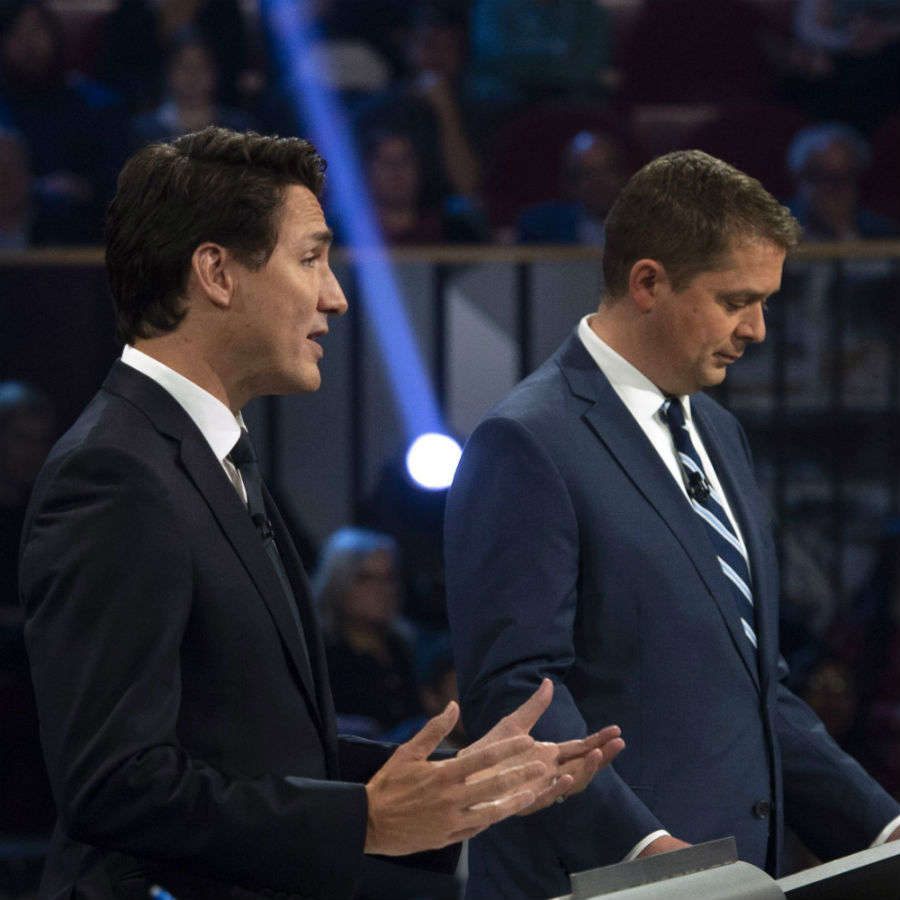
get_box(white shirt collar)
[121,345,245,462]
[576,315,694,424]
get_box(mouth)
[307,329,327,356]
[714,351,741,364]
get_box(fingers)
[398,701,460,761]
[497,678,554,735]
[557,725,624,761]
[452,733,537,779]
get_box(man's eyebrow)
[308,228,334,247]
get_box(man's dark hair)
[602,150,802,298]
[106,127,327,345]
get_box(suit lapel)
[556,337,761,690]
[103,363,326,730]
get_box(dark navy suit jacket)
[20,363,401,899]
[446,330,899,899]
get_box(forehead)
[699,239,785,289]
[275,184,330,244]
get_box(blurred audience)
[352,123,486,245]
[383,634,466,750]
[785,121,899,239]
[0,0,128,242]
[781,0,899,134]
[313,527,423,737]
[354,4,485,214]
[467,0,611,104]
[131,28,253,148]
[517,128,632,245]
[99,0,249,113]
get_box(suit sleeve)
[20,443,367,896]
[445,415,663,869]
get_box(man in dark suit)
[18,127,624,899]
[446,149,900,899]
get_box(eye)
[301,254,319,269]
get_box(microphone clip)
[687,471,711,503]
[251,513,275,541]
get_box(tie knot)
[662,397,686,431]
[230,430,258,468]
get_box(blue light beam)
[262,0,443,440]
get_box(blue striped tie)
[662,399,759,650]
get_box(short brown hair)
[602,150,801,298]
[106,127,327,345]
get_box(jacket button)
[753,801,771,819]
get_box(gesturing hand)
[460,679,625,815]
[364,701,556,856]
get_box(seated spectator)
[0,125,95,246]
[780,0,899,133]
[131,28,252,148]
[383,634,467,751]
[99,0,249,113]
[0,0,128,242]
[313,527,423,737]
[517,129,632,245]
[353,124,485,245]
[355,4,484,207]
[786,121,899,239]
[468,0,611,104]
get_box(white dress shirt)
[120,345,248,502]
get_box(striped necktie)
[662,399,759,650]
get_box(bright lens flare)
[405,433,462,491]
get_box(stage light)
[405,433,462,491]
[261,0,443,440]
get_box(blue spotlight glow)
[262,0,443,439]
[405,433,462,491]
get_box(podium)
[556,837,900,900]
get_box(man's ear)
[191,243,234,309]
[629,258,668,313]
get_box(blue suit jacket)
[446,330,899,899]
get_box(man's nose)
[737,303,766,344]
[321,267,349,317]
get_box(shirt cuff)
[623,830,670,862]
[870,814,900,847]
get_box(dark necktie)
[662,399,759,650]
[229,430,308,645]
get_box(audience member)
[785,120,899,239]
[383,634,466,751]
[517,129,632,245]
[355,5,484,206]
[99,0,249,113]
[131,28,252,148]
[0,0,128,242]
[781,0,899,133]
[313,527,423,737]
[467,0,611,104]
[0,125,89,245]
[353,124,485,245]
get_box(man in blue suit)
[446,149,900,899]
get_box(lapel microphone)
[687,471,711,502]
[251,513,275,542]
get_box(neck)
[133,333,239,412]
